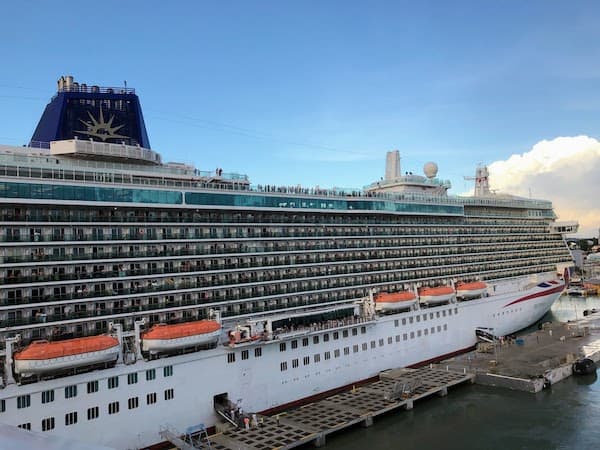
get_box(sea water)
[326,295,600,450]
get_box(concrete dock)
[190,367,473,450]
[443,311,600,392]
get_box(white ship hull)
[0,275,563,450]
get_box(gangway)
[159,423,211,450]
[475,327,498,343]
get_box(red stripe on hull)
[503,284,564,308]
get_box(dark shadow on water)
[573,372,598,386]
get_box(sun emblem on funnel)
[75,108,128,141]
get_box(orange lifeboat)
[142,320,221,354]
[419,286,455,304]
[14,335,120,376]
[456,281,488,299]
[375,291,417,312]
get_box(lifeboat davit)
[14,335,120,376]
[456,281,488,299]
[375,291,417,312]
[419,286,455,304]
[142,320,221,354]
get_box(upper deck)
[0,141,554,218]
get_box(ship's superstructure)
[0,77,574,449]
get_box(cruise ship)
[0,76,575,449]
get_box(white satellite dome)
[423,161,438,179]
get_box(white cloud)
[487,136,600,237]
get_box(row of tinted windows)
[9,366,173,410]
[185,192,465,215]
[0,182,182,204]
[279,325,450,371]
[0,181,464,215]
[21,389,175,432]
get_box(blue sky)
[2,1,600,197]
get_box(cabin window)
[241,350,249,360]
[362,343,368,351]
[334,349,340,358]
[292,358,299,368]
[108,401,119,415]
[410,332,415,339]
[279,343,286,352]
[84,407,98,421]
[302,338,309,347]
[146,369,156,381]
[333,332,339,340]
[147,393,157,405]
[65,411,78,425]
[41,390,54,404]
[396,335,401,342]
[0,399,5,412]
[227,353,236,363]
[17,395,30,409]
[108,376,119,389]
[352,328,358,336]
[370,340,376,349]
[164,389,174,401]
[394,320,399,327]
[291,340,298,349]
[361,326,366,334]
[65,385,77,399]
[18,423,31,430]
[314,354,321,362]
[342,330,348,338]
[402,318,407,325]
[313,336,319,344]
[42,417,55,431]
[280,362,288,371]
[128,397,139,409]
[323,334,329,342]
[343,347,350,356]
[303,356,310,365]
[164,366,173,377]
[128,373,138,385]
[254,348,262,358]
[324,351,331,360]
[87,381,99,394]
[403,333,408,341]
